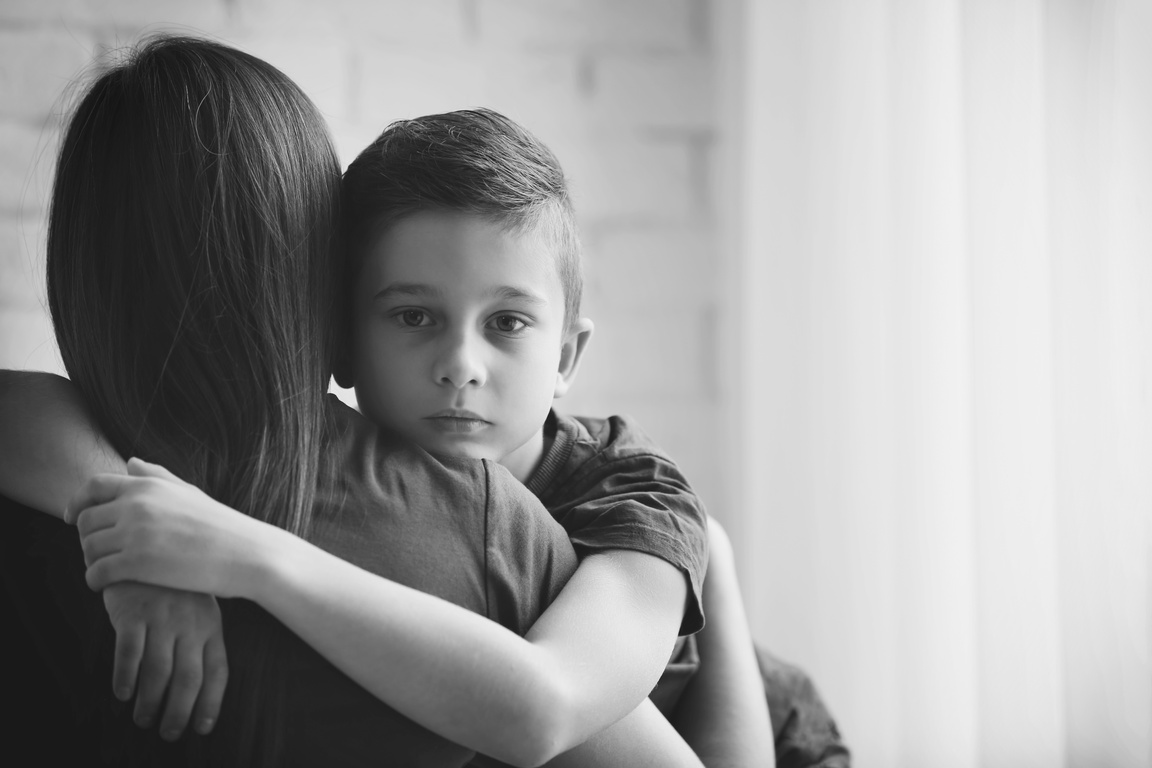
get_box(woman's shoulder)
[323,395,488,487]
[480,460,578,635]
[319,395,577,633]
[313,397,494,612]
[319,394,569,554]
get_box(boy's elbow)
[500,736,564,768]
[494,679,581,767]
[500,726,570,768]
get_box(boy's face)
[350,209,588,480]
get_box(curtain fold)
[723,2,1152,766]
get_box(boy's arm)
[671,517,775,767]
[0,370,227,739]
[542,698,704,768]
[75,460,692,767]
[307,551,686,766]
[0,370,124,517]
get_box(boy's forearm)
[0,370,125,518]
[252,529,571,767]
[246,540,684,767]
[671,517,775,768]
[77,475,687,765]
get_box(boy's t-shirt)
[526,409,709,636]
[523,410,709,718]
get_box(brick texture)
[478,0,697,51]
[0,0,723,508]
[0,214,46,309]
[0,29,95,120]
[0,122,55,212]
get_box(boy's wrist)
[240,521,300,606]
[236,522,285,607]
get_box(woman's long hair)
[46,35,343,765]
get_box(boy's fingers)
[158,636,204,741]
[111,623,145,702]
[76,501,125,538]
[79,527,124,570]
[192,634,228,735]
[127,457,159,478]
[128,457,187,485]
[67,475,133,524]
[85,555,125,592]
[133,629,174,730]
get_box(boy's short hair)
[343,108,583,327]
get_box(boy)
[338,108,849,768]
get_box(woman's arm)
[0,371,124,517]
[0,371,228,739]
[671,517,775,767]
[75,460,691,767]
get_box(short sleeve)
[544,436,709,636]
[481,460,578,635]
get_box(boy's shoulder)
[564,411,671,457]
[527,409,687,502]
[528,409,710,637]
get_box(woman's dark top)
[2,397,577,767]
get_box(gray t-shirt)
[3,397,577,768]
[284,398,578,767]
[527,410,709,635]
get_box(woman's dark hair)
[47,35,342,765]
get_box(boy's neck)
[499,425,554,484]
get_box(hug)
[0,35,846,767]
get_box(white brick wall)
[0,0,727,511]
[479,0,699,51]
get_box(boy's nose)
[432,332,487,389]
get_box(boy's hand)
[65,457,268,599]
[102,582,228,740]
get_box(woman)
[0,36,704,767]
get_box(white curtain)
[716,2,1152,766]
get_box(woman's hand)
[65,458,269,598]
[102,582,228,740]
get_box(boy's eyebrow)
[492,286,549,306]
[373,283,441,302]
[372,283,550,306]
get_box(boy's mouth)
[424,409,490,434]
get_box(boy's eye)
[395,309,432,328]
[490,315,527,334]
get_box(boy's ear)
[554,317,594,399]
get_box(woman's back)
[27,35,577,766]
[2,409,577,766]
[44,37,344,763]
